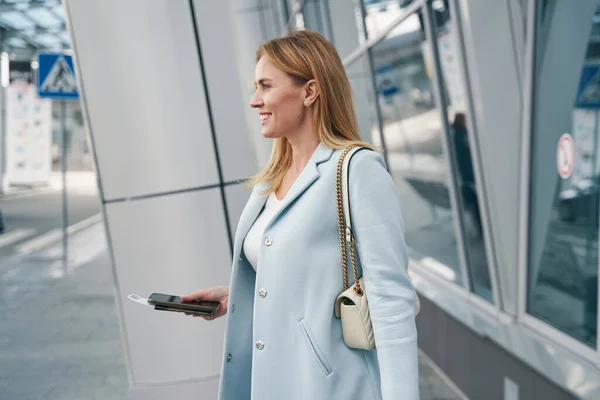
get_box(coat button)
[226,353,232,362]
[231,304,236,313]
[264,237,273,246]
[256,340,265,350]
[258,288,267,298]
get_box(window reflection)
[302,0,326,36]
[363,0,418,39]
[432,3,493,301]
[528,2,600,348]
[372,12,463,284]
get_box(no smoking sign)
[557,133,575,179]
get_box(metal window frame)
[424,0,505,311]
[343,0,425,67]
[356,0,390,168]
[288,0,504,315]
[446,0,503,310]
[341,0,504,314]
[422,0,471,295]
[517,0,600,366]
[507,0,527,86]
[282,0,308,34]
[302,0,325,37]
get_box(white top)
[243,192,285,270]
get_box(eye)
[261,84,270,90]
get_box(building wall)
[65,0,259,397]
[66,0,600,399]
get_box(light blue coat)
[218,143,419,400]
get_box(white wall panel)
[192,0,257,182]
[130,377,219,400]
[66,0,219,200]
[105,189,231,384]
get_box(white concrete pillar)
[65,0,258,398]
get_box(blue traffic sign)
[576,64,600,109]
[37,53,79,100]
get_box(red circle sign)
[557,133,575,179]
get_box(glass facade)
[363,0,417,39]
[302,0,326,35]
[527,2,600,348]
[371,12,464,285]
[431,3,493,300]
[293,0,495,299]
[287,0,600,396]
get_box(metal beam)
[0,1,68,50]
[18,10,65,47]
[3,24,65,38]
[0,0,51,14]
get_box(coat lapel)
[232,182,268,261]
[263,142,334,232]
[232,143,335,261]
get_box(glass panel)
[432,3,493,301]
[372,11,463,285]
[349,53,382,146]
[25,8,62,28]
[527,1,599,348]
[363,0,418,38]
[302,0,326,35]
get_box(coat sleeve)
[348,149,419,400]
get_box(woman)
[182,30,419,400]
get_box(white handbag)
[333,145,420,351]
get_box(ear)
[303,79,319,106]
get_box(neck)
[286,132,320,173]
[283,111,320,172]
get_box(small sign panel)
[557,133,575,179]
[37,53,79,100]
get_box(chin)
[262,130,279,139]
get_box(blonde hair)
[247,30,374,193]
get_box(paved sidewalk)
[0,222,465,400]
[0,224,127,400]
[0,171,98,199]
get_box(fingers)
[181,290,209,302]
[181,286,229,302]
[184,312,215,320]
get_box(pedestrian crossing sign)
[37,53,79,100]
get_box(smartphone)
[148,293,220,316]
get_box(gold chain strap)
[336,145,364,297]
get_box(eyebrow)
[255,78,273,85]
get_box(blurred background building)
[0,0,599,399]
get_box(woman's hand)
[181,286,229,321]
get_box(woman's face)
[250,56,308,139]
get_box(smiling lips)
[260,113,271,125]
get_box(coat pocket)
[298,318,332,376]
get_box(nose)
[250,92,263,108]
